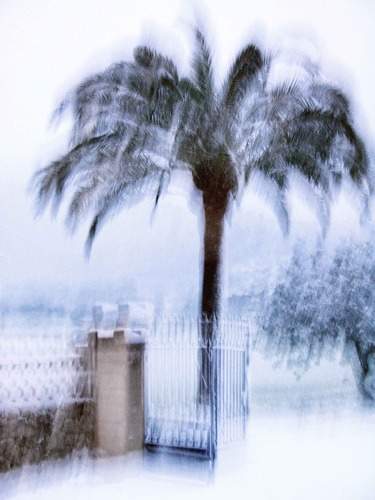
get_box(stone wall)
[0,306,148,472]
[0,401,95,472]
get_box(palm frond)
[286,109,370,191]
[65,169,112,235]
[83,158,166,258]
[248,166,290,236]
[30,132,122,216]
[266,79,310,122]
[54,48,180,148]
[222,43,264,108]
[133,46,178,80]
[191,26,215,110]
[310,83,351,117]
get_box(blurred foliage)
[260,237,375,397]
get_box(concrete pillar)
[90,329,145,456]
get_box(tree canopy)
[261,239,375,398]
[31,27,371,247]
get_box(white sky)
[0,0,374,302]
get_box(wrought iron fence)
[144,316,250,459]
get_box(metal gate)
[144,317,250,459]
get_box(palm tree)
[31,26,371,401]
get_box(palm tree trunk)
[201,191,228,320]
[198,191,228,406]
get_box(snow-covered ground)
[2,404,374,499]
[1,352,374,500]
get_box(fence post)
[89,328,146,456]
[209,338,218,461]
